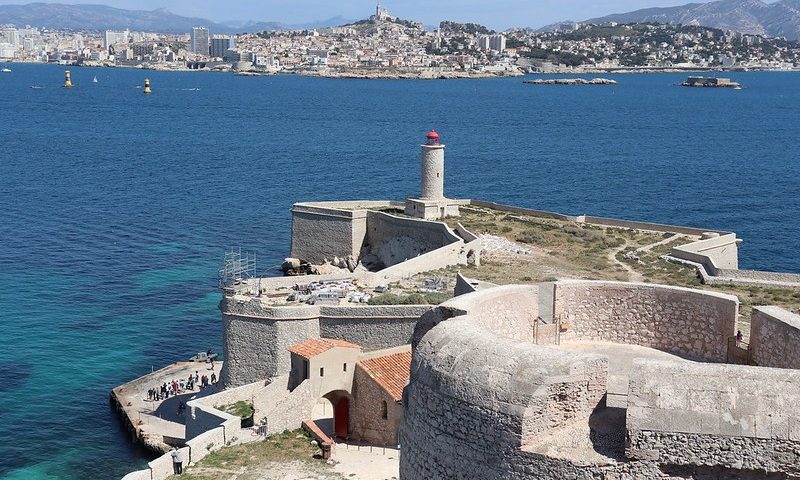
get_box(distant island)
[680,76,742,89]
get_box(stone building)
[349,347,411,445]
[288,337,361,439]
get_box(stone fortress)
[122,131,800,480]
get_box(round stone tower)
[420,130,445,200]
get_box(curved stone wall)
[401,283,799,480]
[401,313,609,480]
[553,280,738,362]
[220,314,320,388]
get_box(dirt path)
[607,234,685,283]
[607,241,644,283]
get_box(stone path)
[113,361,221,450]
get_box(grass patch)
[169,430,343,480]
[215,400,254,418]
[368,292,453,305]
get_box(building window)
[303,360,309,380]
[319,367,324,377]
[343,363,347,372]
[381,401,388,420]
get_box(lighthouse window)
[437,173,440,177]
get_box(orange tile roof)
[288,338,361,359]
[357,351,412,402]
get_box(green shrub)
[517,230,544,244]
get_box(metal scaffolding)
[219,248,257,293]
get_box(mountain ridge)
[0,2,350,33]
[581,0,800,40]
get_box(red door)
[334,397,349,439]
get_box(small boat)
[1,68,11,73]
[30,85,43,89]
[92,76,98,83]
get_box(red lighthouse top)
[426,130,440,145]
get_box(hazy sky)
[0,0,712,28]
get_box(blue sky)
[0,0,711,28]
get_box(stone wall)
[553,280,738,362]
[750,306,800,369]
[433,284,539,342]
[220,301,428,388]
[364,211,461,268]
[627,359,800,475]
[318,305,431,351]
[580,215,722,236]
[400,312,609,480]
[400,283,800,479]
[669,233,740,271]
[350,364,402,445]
[220,313,319,388]
[185,398,240,441]
[290,204,369,264]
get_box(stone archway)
[323,390,351,440]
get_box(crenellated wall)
[553,280,738,362]
[750,306,800,369]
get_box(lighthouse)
[405,130,461,220]
[420,130,445,200]
[64,70,72,88]
[143,78,152,94]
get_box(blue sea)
[0,63,798,479]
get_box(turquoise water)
[0,63,799,479]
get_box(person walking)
[171,447,183,474]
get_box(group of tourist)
[146,371,217,402]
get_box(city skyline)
[0,0,781,30]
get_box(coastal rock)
[281,258,301,272]
[524,78,617,85]
[345,255,358,272]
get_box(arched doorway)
[334,396,349,439]
[321,390,351,440]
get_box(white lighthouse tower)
[420,130,445,200]
[405,130,461,220]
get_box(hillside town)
[2,4,800,76]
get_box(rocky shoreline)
[295,67,524,80]
[524,78,617,85]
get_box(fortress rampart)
[402,308,609,479]
[400,283,800,479]
[553,280,738,362]
[290,201,462,267]
[750,306,800,369]
[219,298,431,388]
[627,360,800,474]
